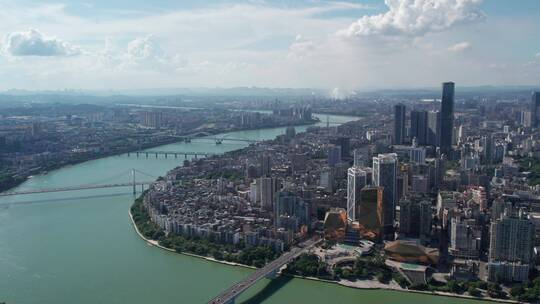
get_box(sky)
[0,0,539,93]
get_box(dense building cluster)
[139,84,540,296]
[0,104,314,192]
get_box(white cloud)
[448,41,471,52]
[288,35,316,60]
[2,29,80,56]
[536,52,540,59]
[340,0,484,39]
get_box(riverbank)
[128,205,512,304]
[128,207,257,270]
[0,117,320,195]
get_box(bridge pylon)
[132,169,136,195]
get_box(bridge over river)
[207,237,321,304]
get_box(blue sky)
[0,0,539,93]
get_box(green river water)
[0,113,487,304]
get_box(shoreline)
[128,209,257,270]
[128,209,513,304]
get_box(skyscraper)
[372,153,398,238]
[531,92,540,128]
[347,167,367,221]
[331,137,351,158]
[399,198,431,239]
[393,104,406,145]
[440,82,455,153]
[260,177,277,211]
[260,154,272,177]
[427,111,441,147]
[327,145,341,167]
[410,110,428,145]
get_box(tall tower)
[260,154,271,177]
[531,92,540,128]
[372,153,398,238]
[393,104,406,145]
[410,110,428,145]
[347,167,367,221]
[440,82,455,153]
[427,111,441,147]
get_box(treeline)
[283,254,330,278]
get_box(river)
[0,113,486,304]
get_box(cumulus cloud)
[340,0,484,38]
[448,41,471,52]
[2,29,80,56]
[287,35,316,60]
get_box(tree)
[468,286,481,297]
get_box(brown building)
[357,187,384,241]
[384,240,440,265]
[324,208,347,241]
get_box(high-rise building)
[327,145,342,167]
[488,209,535,282]
[411,175,428,193]
[531,92,540,128]
[399,198,432,239]
[357,186,384,240]
[393,104,406,145]
[260,177,277,210]
[319,167,334,193]
[260,154,272,177]
[331,137,351,158]
[427,111,441,147]
[489,210,534,263]
[410,110,428,145]
[373,153,398,237]
[440,82,455,153]
[409,146,426,164]
[275,191,309,230]
[144,111,163,128]
[449,217,482,259]
[353,147,370,167]
[347,167,367,221]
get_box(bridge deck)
[0,182,152,197]
[207,238,320,304]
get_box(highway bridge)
[126,151,216,158]
[207,237,321,304]
[171,136,261,144]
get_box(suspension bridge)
[0,169,156,197]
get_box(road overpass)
[207,238,321,304]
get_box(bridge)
[0,169,155,197]
[207,237,321,304]
[126,151,216,158]
[171,135,261,144]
